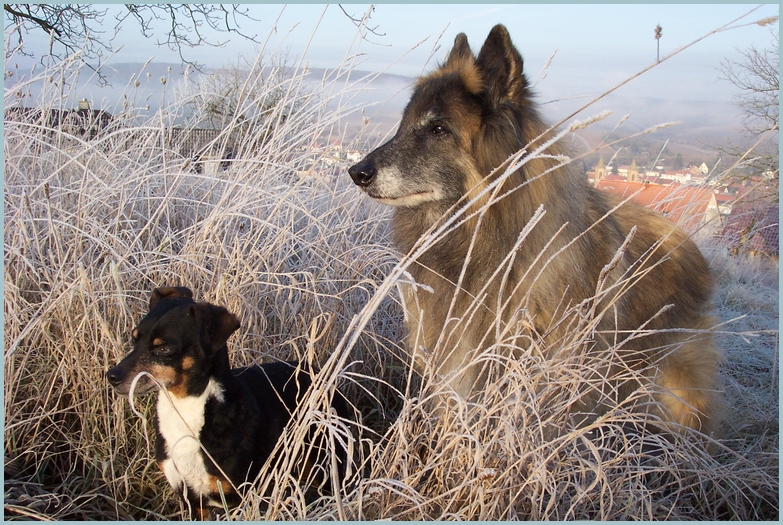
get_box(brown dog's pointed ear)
[149,286,193,309]
[475,24,527,102]
[439,32,482,95]
[190,303,241,352]
[444,32,474,69]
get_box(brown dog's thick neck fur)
[349,25,721,436]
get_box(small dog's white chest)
[157,379,224,496]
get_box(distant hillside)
[7,60,745,148]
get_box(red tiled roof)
[714,193,735,204]
[598,173,626,182]
[596,180,715,233]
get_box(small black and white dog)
[107,286,350,518]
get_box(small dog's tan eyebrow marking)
[152,338,166,347]
[132,329,139,340]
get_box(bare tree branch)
[338,4,388,45]
[718,27,779,187]
[4,4,262,84]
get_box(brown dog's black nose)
[348,161,376,187]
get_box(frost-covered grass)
[4,23,778,522]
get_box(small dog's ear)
[474,24,527,102]
[150,287,193,309]
[190,303,241,351]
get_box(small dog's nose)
[348,161,376,187]
[106,367,124,386]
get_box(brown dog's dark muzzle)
[348,160,377,187]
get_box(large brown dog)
[349,25,721,435]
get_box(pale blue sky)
[215,4,779,77]
[11,4,778,76]
[6,4,779,136]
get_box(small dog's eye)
[154,346,174,356]
[152,341,173,355]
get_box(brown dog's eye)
[430,124,447,135]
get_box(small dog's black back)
[107,286,351,518]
